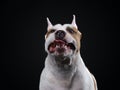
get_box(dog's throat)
[55,56,71,65]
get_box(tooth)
[65,46,67,49]
[56,45,60,48]
[56,45,58,48]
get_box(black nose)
[55,30,66,40]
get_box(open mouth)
[48,39,76,53]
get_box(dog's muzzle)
[45,30,76,57]
[48,30,76,54]
[48,40,75,53]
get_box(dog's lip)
[48,39,76,53]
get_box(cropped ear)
[47,17,53,30]
[71,15,78,29]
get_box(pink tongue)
[49,43,56,53]
[49,40,66,53]
[49,46,56,53]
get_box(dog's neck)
[45,52,86,83]
[54,56,75,74]
[45,52,85,73]
[47,55,74,68]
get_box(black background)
[2,0,119,90]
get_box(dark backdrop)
[2,0,119,90]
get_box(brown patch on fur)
[45,29,55,39]
[91,74,97,90]
[68,27,82,52]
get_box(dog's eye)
[66,27,75,34]
[49,29,56,33]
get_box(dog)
[39,15,97,90]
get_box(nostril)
[55,30,66,40]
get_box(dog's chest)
[46,70,84,90]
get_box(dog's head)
[45,15,82,60]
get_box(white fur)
[71,15,78,29]
[40,53,97,90]
[47,17,53,30]
[39,16,97,90]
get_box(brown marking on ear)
[72,27,79,32]
[70,27,82,52]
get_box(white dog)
[39,15,97,90]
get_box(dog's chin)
[48,39,76,57]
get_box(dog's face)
[45,15,82,58]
